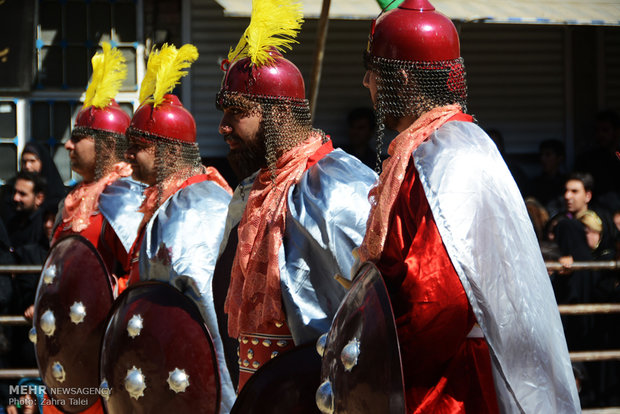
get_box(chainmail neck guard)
[72,126,128,181]
[126,126,204,207]
[217,90,318,174]
[365,53,468,172]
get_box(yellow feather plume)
[151,44,199,107]
[83,42,127,109]
[228,0,303,67]
[138,46,162,103]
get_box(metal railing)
[545,260,620,271]
[0,265,43,274]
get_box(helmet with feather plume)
[217,0,306,105]
[73,42,130,137]
[127,44,199,144]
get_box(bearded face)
[226,134,266,180]
[219,103,267,180]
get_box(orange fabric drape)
[358,105,462,263]
[225,134,326,338]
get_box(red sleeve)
[375,161,498,413]
[375,162,474,381]
[52,214,104,248]
[101,221,130,277]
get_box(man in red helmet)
[355,0,580,412]
[52,106,145,278]
[106,43,237,414]
[51,46,145,286]
[36,43,145,414]
[215,2,377,394]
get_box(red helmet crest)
[74,100,131,135]
[369,0,460,62]
[128,94,197,143]
[220,51,305,101]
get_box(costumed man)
[52,42,145,287]
[116,43,236,413]
[355,0,580,412]
[35,43,145,414]
[217,0,377,392]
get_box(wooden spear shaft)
[309,0,332,123]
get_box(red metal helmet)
[74,100,131,135]
[128,94,197,143]
[220,50,305,101]
[369,0,460,62]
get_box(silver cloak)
[281,149,377,344]
[99,176,146,252]
[221,149,376,346]
[138,179,236,414]
[414,121,580,413]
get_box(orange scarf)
[138,166,232,228]
[358,105,462,263]
[61,162,132,232]
[225,133,323,338]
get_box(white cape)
[414,121,580,413]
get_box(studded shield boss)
[100,281,220,414]
[315,262,405,414]
[33,235,115,412]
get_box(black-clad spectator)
[7,171,49,269]
[0,142,66,227]
[6,171,49,371]
[580,209,620,407]
[579,210,616,261]
[551,173,598,343]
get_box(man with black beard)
[213,0,377,393]
[212,98,265,390]
[6,171,49,373]
[8,171,49,278]
[224,110,266,181]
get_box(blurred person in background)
[4,172,49,388]
[0,143,66,229]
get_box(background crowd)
[0,106,619,411]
